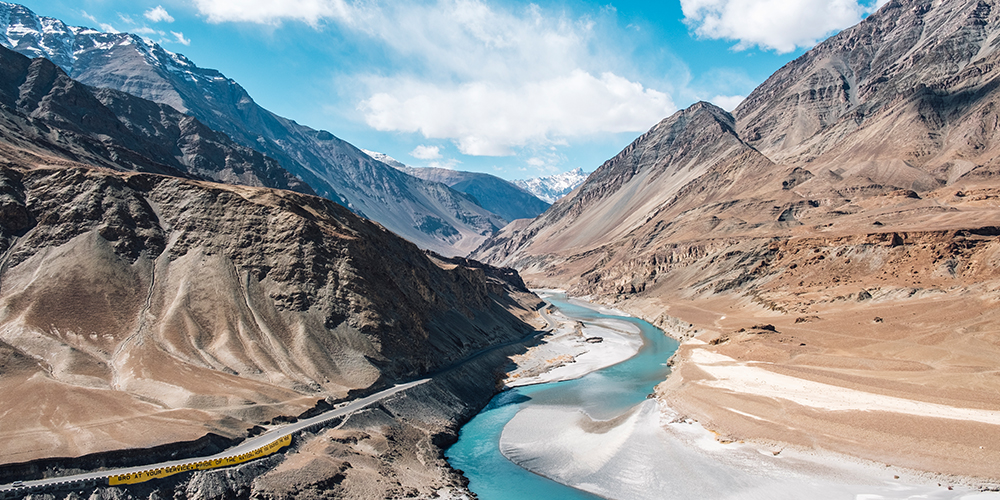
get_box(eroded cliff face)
[0,161,541,467]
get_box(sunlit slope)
[472,0,1000,479]
[0,161,540,464]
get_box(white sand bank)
[500,400,1000,499]
[690,349,1000,425]
[504,303,642,388]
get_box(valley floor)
[495,294,1000,499]
[646,290,1000,483]
[503,290,643,387]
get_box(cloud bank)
[363,71,672,156]
[144,6,174,23]
[410,145,442,160]
[191,0,350,25]
[189,0,675,156]
[680,0,888,53]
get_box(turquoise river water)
[445,293,680,499]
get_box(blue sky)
[15,0,884,180]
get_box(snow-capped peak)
[0,2,219,85]
[362,150,408,170]
[513,168,590,204]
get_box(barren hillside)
[472,0,1000,479]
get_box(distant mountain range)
[0,43,310,194]
[513,168,589,203]
[0,2,503,256]
[363,151,550,222]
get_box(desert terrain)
[472,0,1000,482]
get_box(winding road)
[0,302,557,496]
[0,379,428,494]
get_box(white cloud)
[131,26,166,36]
[680,0,884,53]
[524,151,564,174]
[100,23,119,33]
[363,71,673,156]
[170,31,191,45]
[192,0,350,25]
[145,6,175,23]
[410,145,442,160]
[710,94,745,111]
[429,159,460,170]
[191,0,676,156]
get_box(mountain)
[408,167,550,221]
[513,167,590,203]
[0,2,505,257]
[0,159,542,491]
[0,44,311,194]
[362,149,408,170]
[365,151,551,221]
[0,68,544,492]
[0,18,545,496]
[474,0,1000,479]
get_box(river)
[445,292,678,499]
[443,293,1000,500]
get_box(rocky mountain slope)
[363,150,550,221]
[0,152,542,485]
[473,0,1000,479]
[375,160,550,223]
[513,167,590,203]
[0,2,505,257]
[0,44,310,194]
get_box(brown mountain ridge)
[0,40,544,498]
[473,0,1000,479]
